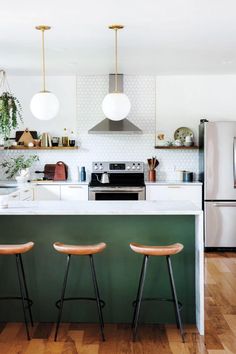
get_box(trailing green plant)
[0,91,23,140]
[0,155,39,178]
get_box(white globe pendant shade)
[30,91,59,120]
[102,92,131,121]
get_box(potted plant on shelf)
[0,155,39,182]
[0,70,23,146]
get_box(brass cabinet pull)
[68,186,82,189]
[167,186,181,189]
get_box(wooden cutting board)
[18,129,34,146]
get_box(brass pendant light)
[30,25,59,120]
[102,24,131,121]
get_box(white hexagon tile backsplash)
[0,75,198,181]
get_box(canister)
[182,171,193,182]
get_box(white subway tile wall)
[0,75,198,181]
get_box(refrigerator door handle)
[213,202,236,207]
[233,137,236,188]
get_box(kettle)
[96,172,110,184]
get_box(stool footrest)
[132,297,183,311]
[0,296,33,309]
[56,297,105,309]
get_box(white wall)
[1,75,199,181]
[8,76,77,137]
[156,75,236,142]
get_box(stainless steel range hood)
[88,74,142,134]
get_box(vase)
[15,168,30,184]
[148,170,156,182]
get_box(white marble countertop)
[0,200,202,215]
[0,180,89,186]
[30,180,89,185]
[0,180,202,186]
[145,180,202,185]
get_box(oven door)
[89,186,145,200]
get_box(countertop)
[0,200,202,215]
[0,180,201,186]
[145,180,202,185]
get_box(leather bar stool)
[53,242,106,341]
[130,242,185,342]
[0,242,34,340]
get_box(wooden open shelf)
[155,145,199,150]
[4,146,79,151]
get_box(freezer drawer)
[205,201,236,247]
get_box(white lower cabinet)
[34,185,61,200]
[60,185,88,201]
[8,186,34,202]
[8,191,20,201]
[20,187,34,201]
[146,184,202,209]
[33,184,88,201]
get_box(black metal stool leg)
[166,255,185,342]
[133,255,149,342]
[19,254,34,327]
[54,254,71,341]
[89,256,104,329]
[132,255,146,328]
[16,254,30,340]
[89,255,105,341]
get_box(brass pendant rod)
[41,29,46,92]
[115,28,118,93]
[108,25,124,93]
[35,25,51,92]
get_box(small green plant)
[0,155,39,178]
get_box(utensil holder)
[148,170,156,182]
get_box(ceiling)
[1,0,236,75]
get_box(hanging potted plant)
[0,70,23,145]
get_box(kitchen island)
[0,200,204,335]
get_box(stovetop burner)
[89,173,145,187]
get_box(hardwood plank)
[33,322,54,339]
[23,339,46,354]
[223,315,236,335]
[0,323,22,342]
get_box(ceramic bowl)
[184,141,194,147]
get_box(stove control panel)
[92,161,144,173]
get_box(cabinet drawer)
[20,188,33,201]
[146,185,202,208]
[8,192,20,201]
[34,185,61,200]
[61,185,88,201]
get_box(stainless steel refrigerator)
[199,120,236,248]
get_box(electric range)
[88,161,145,200]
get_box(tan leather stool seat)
[0,242,34,255]
[53,242,107,255]
[130,242,183,256]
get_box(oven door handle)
[91,188,145,193]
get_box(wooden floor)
[0,252,236,353]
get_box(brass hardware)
[35,25,51,92]
[35,25,51,31]
[68,186,82,189]
[167,186,181,188]
[109,25,124,30]
[108,24,124,93]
